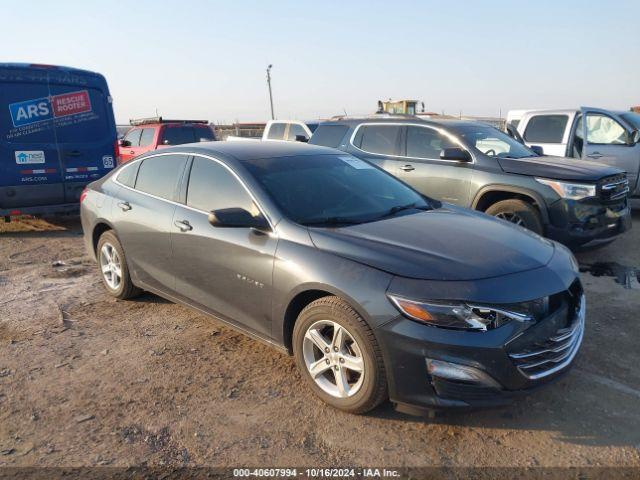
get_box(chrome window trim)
[348,122,476,164]
[112,151,276,232]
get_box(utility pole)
[266,64,275,120]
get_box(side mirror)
[440,147,471,162]
[119,139,130,147]
[530,145,544,156]
[295,135,309,143]
[627,129,640,146]
[208,208,270,230]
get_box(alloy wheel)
[495,212,525,227]
[302,320,365,398]
[99,243,122,290]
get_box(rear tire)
[96,231,142,300]
[485,199,544,235]
[293,296,387,414]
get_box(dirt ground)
[0,208,639,469]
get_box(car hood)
[308,205,555,281]
[498,156,622,181]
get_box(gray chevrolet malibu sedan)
[81,142,585,414]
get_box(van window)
[139,128,155,147]
[267,123,286,140]
[135,154,188,200]
[359,125,402,155]
[309,125,349,148]
[287,123,308,141]
[524,115,568,143]
[124,129,142,147]
[186,157,257,214]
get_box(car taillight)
[114,140,122,165]
[80,188,89,204]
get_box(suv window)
[287,123,308,141]
[406,126,456,159]
[358,125,402,155]
[267,123,286,140]
[523,115,568,143]
[581,114,627,145]
[161,126,196,146]
[124,129,142,147]
[139,128,155,147]
[135,154,189,200]
[309,125,349,148]
[186,156,258,214]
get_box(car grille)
[508,284,585,380]
[598,174,629,202]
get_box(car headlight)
[535,178,596,200]
[388,295,544,331]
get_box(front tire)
[96,231,141,300]
[293,296,387,414]
[485,199,544,235]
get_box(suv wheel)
[293,296,387,414]
[97,231,142,300]
[485,199,543,235]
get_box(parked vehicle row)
[309,117,631,248]
[508,107,640,198]
[81,142,586,414]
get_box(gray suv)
[309,117,631,248]
[81,142,585,414]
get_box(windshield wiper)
[301,217,362,227]
[373,202,431,221]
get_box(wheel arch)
[471,185,549,225]
[91,220,116,256]
[281,283,373,355]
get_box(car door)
[579,107,640,192]
[119,128,142,162]
[112,153,189,293]
[398,125,474,205]
[348,123,404,177]
[171,155,277,337]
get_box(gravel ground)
[0,211,639,469]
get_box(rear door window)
[358,125,402,155]
[134,154,189,200]
[194,126,215,142]
[524,115,568,143]
[139,128,155,147]
[406,126,455,158]
[267,123,286,140]
[116,162,139,188]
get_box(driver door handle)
[174,220,193,232]
[117,201,132,212]
[587,152,603,159]
[400,164,415,172]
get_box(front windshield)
[621,112,640,130]
[242,154,432,226]
[456,125,537,159]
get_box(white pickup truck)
[508,107,640,197]
[227,120,319,142]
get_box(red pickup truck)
[118,117,216,163]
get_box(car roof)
[156,140,338,162]
[318,116,486,129]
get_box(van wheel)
[292,296,387,414]
[96,231,141,300]
[485,199,543,235]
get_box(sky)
[3,0,639,124]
